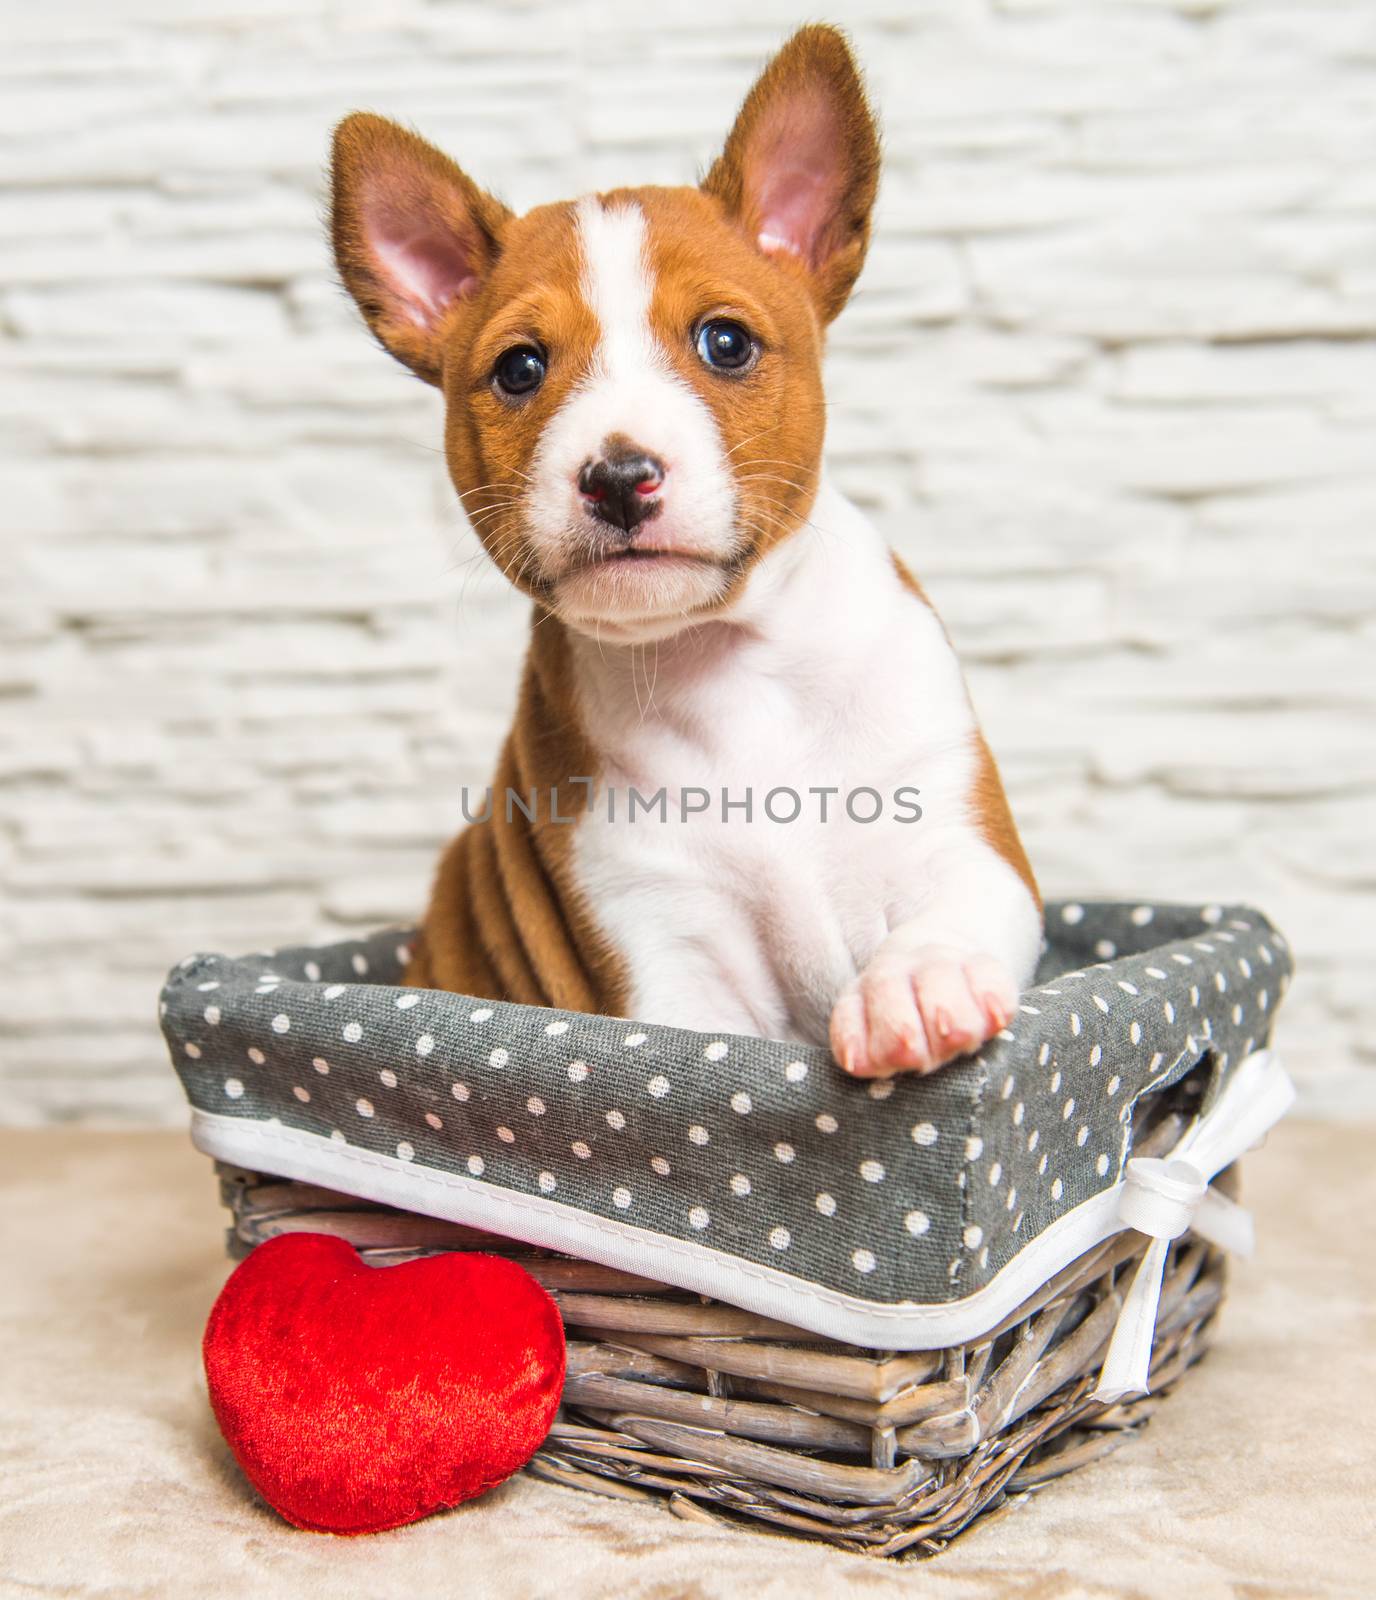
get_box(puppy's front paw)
[829,946,1017,1078]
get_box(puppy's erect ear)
[330,113,512,384]
[702,26,880,324]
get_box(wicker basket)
[212,1102,1230,1560]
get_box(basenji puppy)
[330,24,1041,1077]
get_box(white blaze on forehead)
[578,197,656,379]
[522,196,737,608]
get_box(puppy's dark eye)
[492,345,546,397]
[696,320,756,373]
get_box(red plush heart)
[203,1233,565,1534]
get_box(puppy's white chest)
[568,484,981,1042]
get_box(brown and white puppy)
[330,25,1041,1077]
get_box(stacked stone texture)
[3,1,1372,1122]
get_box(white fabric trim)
[192,1049,1291,1352]
[1093,1047,1294,1400]
[193,1106,1129,1348]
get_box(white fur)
[524,198,737,637]
[568,477,1042,1045]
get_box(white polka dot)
[606,1109,626,1130]
[1028,1129,1040,1152]
[330,1129,345,1144]
[1089,1044,1102,1067]
[1096,1153,1110,1176]
[864,1076,895,1103]
[1201,904,1223,924]
[247,1046,265,1065]
[395,993,419,1010]
[647,1075,670,1098]
[271,1013,291,1034]
[425,1112,443,1130]
[451,1081,470,1101]
[1061,903,1084,924]
[852,1249,876,1274]
[773,1142,795,1164]
[1131,905,1154,926]
[396,1141,414,1162]
[769,1227,791,1251]
[688,1124,709,1145]
[351,953,369,976]
[416,1034,435,1057]
[860,1159,885,1183]
[731,1092,752,1114]
[688,1206,710,1230]
[1013,1101,1025,1126]
[623,1032,647,1048]
[612,1186,632,1209]
[1070,1013,1081,1036]
[342,1021,363,1043]
[203,1006,221,1026]
[571,1140,591,1160]
[1095,940,1116,959]
[905,1209,930,1235]
[567,1060,589,1082]
[1077,1125,1089,1146]
[497,1126,515,1143]
[784,1061,808,1083]
[1051,1177,1064,1200]
[730,1174,752,1196]
[488,1047,509,1068]
[704,1041,729,1062]
[965,1135,983,1161]
[519,1097,542,1119]
[538,1171,556,1192]
[911,1121,938,1146]
[816,1192,837,1216]
[1063,1097,1076,1119]
[651,1155,671,1176]
[545,1020,569,1036]
[184,1042,202,1059]
[467,1155,485,1176]
[223,1078,244,1099]
[355,1097,374,1118]
[197,981,219,992]
[379,1068,397,1088]
[816,1113,839,1135]
[1050,1071,1062,1094]
[304,961,321,981]
[286,1084,308,1104]
[313,1057,330,1074]
[963,1225,983,1248]
[324,984,346,1000]
[1129,1021,1142,1045]
[1164,1001,1176,1024]
[1107,1074,1121,1096]
[470,1008,494,1023]
[1232,1003,1243,1025]
[395,944,411,966]
[989,1161,1003,1185]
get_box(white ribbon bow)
[1092,1048,1294,1404]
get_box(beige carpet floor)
[1,1122,1372,1600]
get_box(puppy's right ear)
[330,114,512,384]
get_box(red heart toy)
[203,1233,565,1534]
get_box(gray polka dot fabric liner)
[161,900,1293,1349]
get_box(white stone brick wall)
[2,0,1373,1124]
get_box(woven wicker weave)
[212,1102,1230,1559]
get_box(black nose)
[578,449,665,534]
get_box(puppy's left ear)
[702,25,880,323]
